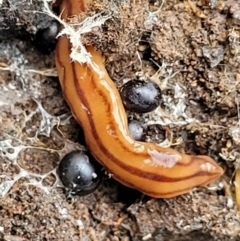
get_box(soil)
[0,0,240,240]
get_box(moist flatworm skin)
[54,0,224,198]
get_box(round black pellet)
[34,20,60,55]
[58,151,100,196]
[120,80,161,113]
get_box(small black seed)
[58,151,101,196]
[34,20,60,55]
[120,79,161,113]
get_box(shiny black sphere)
[120,80,161,113]
[34,20,60,55]
[58,151,100,196]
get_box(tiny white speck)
[218,182,224,189]
[75,219,84,228]
[200,162,216,172]
[92,172,97,178]
[82,104,90,114]
[227,197,234,208]
[144,159,151,165]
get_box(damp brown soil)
[0,0,240,240]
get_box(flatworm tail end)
[189,154,224,187]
